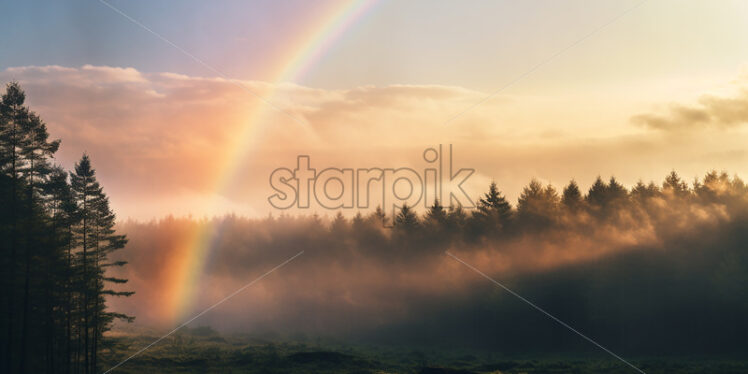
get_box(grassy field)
[98,327,748,374]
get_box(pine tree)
[423,199,448,244]
[20,111,60,374]
[394,204,419,231]
[0,82,31,373]
[446,204,468,231]
[70,154,132,374]
[330,211,348,235]
[517,179,560,229]
[607,176,628,202]
[586,176,608,207]
[425,199,447,225]
[561,180,583,211]
[370,205,388,227]
[474,182,512,233]
[70,155,99,374]
[44,166,78,373]
[0,82,132,373]
[89,183,132,373]
[631,180,660,204]
[663,170,689,199]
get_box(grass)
[99,328,748,374]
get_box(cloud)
[632,86,748,131]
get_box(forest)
[113,162,748,356]
[0,82,132,374]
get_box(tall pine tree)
[0,82,132,374]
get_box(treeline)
[320,170,748,250]
[114,168,748,355]
[0,82,132,374]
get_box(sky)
[2,0,748,219]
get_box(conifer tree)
[586,176,608,207]
[517,179,560,228]
[0,82,31,373]
[446,204,468,231]
[0,82,131,374]
[330,211,348,235]
[607,176,628,202]
[663,170,689,199]
[19,111,60,374]
[631,180,660,204]
[394,204,419,231]
[561,180,583,211]
[425,199,447,225]
[70,154,132,374]
[474,182,512,233]
[370,205,388,227]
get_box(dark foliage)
[0,82,132,374]
[117,167,748,356]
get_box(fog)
[108,171,748,355]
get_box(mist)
[107,170,748,355]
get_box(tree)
[446,204,468,236]
[0,82,132,373]
[422,199,449,245]
[631,180,660,204]
[586,176,608,207]
[70,154,132,374]
[330,211,348,235]
[517,179,560,229]
[394,203,419,231]
[351,212,365,232]
[44,166,78,374]
[662,170,689,199]
[0,82,32,373]
[474,182,512,234]
[586,176,628,217]
[425,199,447,225]
[20,112,60,374]
[70,155,99,374]
[561,180,583,212]
[369,205,388,227]
[88,181,131,372]
[607,177,628,202]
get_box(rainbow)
[159,0,382,323]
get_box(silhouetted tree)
[607,176,628,202]
[394,204,419,231]
[446,204,468,237]
[71,154,133,374]
[0,82,132,374]
[425,199,447,225]
[561,180,583,212]
[1,82,31,373]
[631,180,660,204]
[473,182,512,235]
[517,179,560,229]
[586,176,608,207]
[586,176,628,218]
[662,170,690,200]
[330,212,347,233]
[370,206,388,227]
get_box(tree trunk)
[20,158,35,374]
[5,104,19,374]
[82,184,89,374]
